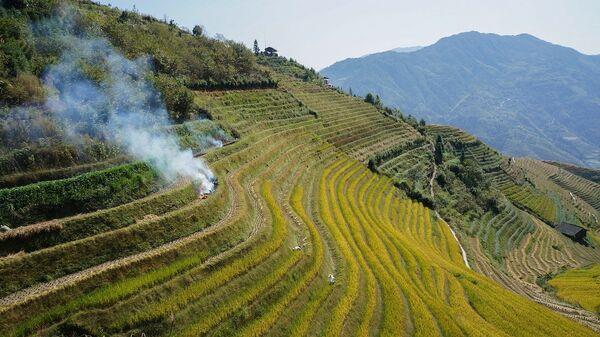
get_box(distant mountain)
[391,46,423,53]
[321,32,600,168]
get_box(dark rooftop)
[555,222,586,236]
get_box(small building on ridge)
[555,222,587,242]
[264,47,278,57]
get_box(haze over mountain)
[321,32,600,168]
[392,46,423,53]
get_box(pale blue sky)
[97,0,600,69]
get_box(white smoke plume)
[36,9,215,193]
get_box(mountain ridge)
[321,31,600,168]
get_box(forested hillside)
[0,0,271,177]
[1,1,599,336]
[321,31,600,168]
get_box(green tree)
[364,92,375,104]
[152,74,194,123]
[374,94,382,108]
[253,39,260,55]
[192,25,203,36]
[459,159,484,189]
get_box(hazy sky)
[97,0,600,69]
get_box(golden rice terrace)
[1,71,600,336]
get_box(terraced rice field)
[528,160,600,212]
[512,158,599,226]
[0,155,129,189]
[550,174,600,212]
[465,203,600,330]
[1,77,599,336]
[426,125,477,144]
[496,181,557,224]
[424,125,600,329]
[546,161,600,184]
[0,118,225,191]
[549,264,600,313]
[505,217,600,284]
[453,155,600,330]
[281,79,420,162]
[427,125,502,173]
[467,202,535,264]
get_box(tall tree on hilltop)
[253,39,260,55]
[374,94,382,108]
[192,25,203,36]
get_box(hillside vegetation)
[1,2,600,336]
[0,0,270,174]
[321,31,600,168]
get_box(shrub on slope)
[0,162,160,227]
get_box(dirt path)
[433,210,470,269]
[428,142,436,198]
[427,140,470,269]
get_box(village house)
[554,222,587,242]
[264,47,278,57]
